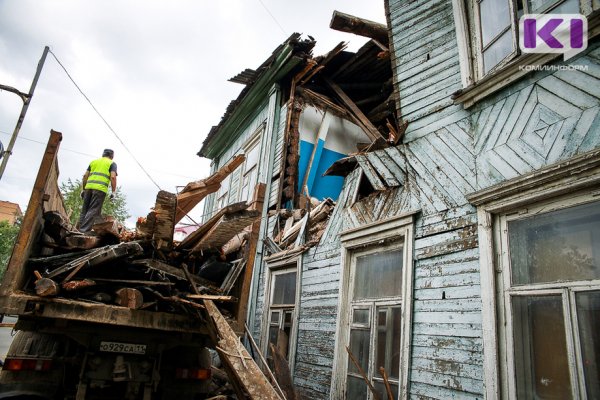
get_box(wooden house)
[200,1,600,398]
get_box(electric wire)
[47,49,163,191]
[256,0,287,36]
[0,130,196,180]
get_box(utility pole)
[0,46,49,180]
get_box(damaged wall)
[249,1,600,399]
[297,105,370,200]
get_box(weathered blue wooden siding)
[383,0,600,397]
[245,1,600,399]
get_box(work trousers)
[78,189,106,232]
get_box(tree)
[60,178,130,226]
[0,220,20,279]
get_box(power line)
[256,0,287,36]
[47,49,163,191]
[0,130,198,180]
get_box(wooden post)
[0,130,62,297]
[234,183,265,331]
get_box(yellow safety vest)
[85,157,113,193]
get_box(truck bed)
[0,131,207,334]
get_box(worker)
[78,149,117,232]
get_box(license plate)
[99,341,146,355]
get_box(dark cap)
[102,149,114,158]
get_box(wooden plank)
[186,294,236,302]
[176,154,245,223]
[270,343,298,400]
[323,77,384,142]
[0,130,62,297]
[355,154,386,190]
[191,210,260,252]
[234,183,265,330]
[203,299,282,400]
[177,202,247,250]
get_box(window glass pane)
[512,296,572,399]
[374,380,399,400]
[483,29,513,73]
[348,328,370,374]
[346,375,368,400]
[480,0,511,46]
[376,306,402,379]
[509,201,600,285]
[551,0,578,13]
[353,308,370,325]
[354,249,403,300]
[576,291,600,399]
[527,0,577,13]
[246,143,260,169]
[272,271,297,305]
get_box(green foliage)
[60,178,130,226]
[0,220,20,279]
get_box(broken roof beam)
[323,77,386,142]
[330,10,389,45]
[175,154,245,224]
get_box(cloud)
[0,0,385,227]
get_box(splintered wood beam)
[153,191,177,251]
[234,183,265,330]
[175,154,245,223]
[330,10,389,45]
[203,299,282,400]
[323,78,385,142]
[186,294,237,302]
[191,210,260,252]
[177,202,248,250]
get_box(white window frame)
[261,255,302,374]
[331,213,416,400]
[212,123,265,213]
[240,132,262,203]
[452,0,596,107]
[468,149,600,400]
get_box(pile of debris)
[263,197,335,259]
[28,162,264,321]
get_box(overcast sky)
[0,0,385,228]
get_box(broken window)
[498,199,600,398]
[264,265,298,369]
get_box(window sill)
[453,10,600,108]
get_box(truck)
[0,131,276,400]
